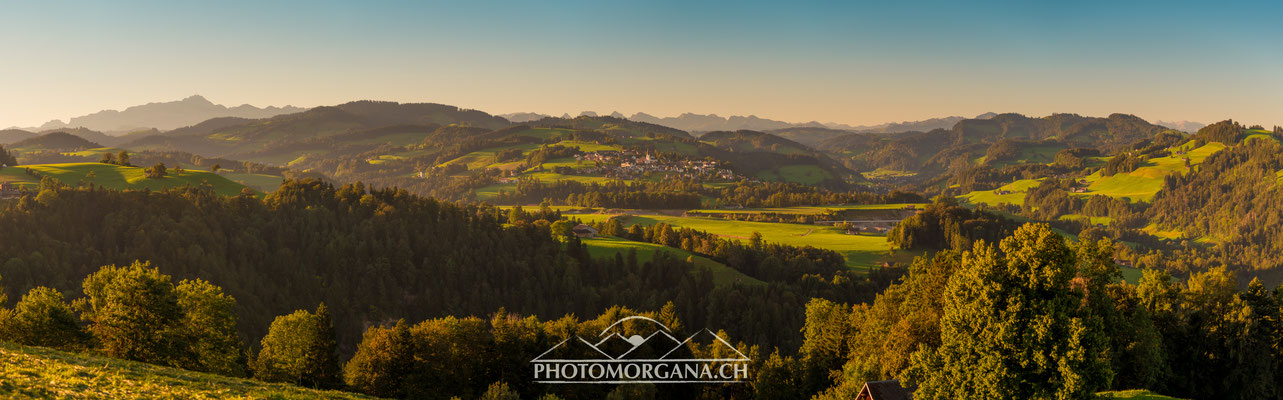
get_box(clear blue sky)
[1,0,1280,128]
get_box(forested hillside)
[0,180,884,356]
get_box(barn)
[571,224,598,238]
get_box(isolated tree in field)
[254,303,342,389]
[79,261,186,365]
[145,163,168,179]
[116,150,131,166]
[100,152,116,165]
[904,223,1111,399]
[175,278,244,377]
[211,163,221,172]
[3,286,88,349]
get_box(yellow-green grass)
[0,163,249,197]
[861,168,917,179]
[1097,390,1185,400]
[0,341,374,399]
[521,172,620,184]
[1080,172,1164,202]
[688,203,927,215]
[539,157,596,170]
[1141,223,1185,240]
[365,154,407,165]
[582,236,764,287]
[962,141,1227,206]
[438,143,542,169]
[959,178,1044,206]
[553,140,624,152]
[1058,214,1113,226]
[219,172,285,192]
[609,214,899,271]
[238,150,317,167]
[474,183,516,201]
[60,147,124,158]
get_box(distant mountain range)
[1154,120,1206,133]
[28,95,307,134]
[500,111,995,134]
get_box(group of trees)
[0,179,887,361]
[1146,137,1283,271]
[0,144,17,168]
[806,224,1283,400]
[887,197,1020,251]
[0,261,354,389]
[1,262,239,375]
[598,220,848,283]
[143,162,168,178]
[1101,152,1145,176]
[98,150,133,166]
[496,179,704,209]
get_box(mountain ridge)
[32,95,308,134]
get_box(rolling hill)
[9,132,102,152]
[0,163,251,196]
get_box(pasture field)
[0,342,374,399]
[581,236,765,287]
[959,178,1044,206]
[960,141,1227,206]
[60,147,125,158]
[0,163,249,197]
[1097,390,1185,400]
[688,203,926,215]
[580,213,903,271]
[218,172,285,192]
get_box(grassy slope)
[0,163,250,196]
[583,214,906,271]
[960,178,1044,206]
[688,203,927,215]
[581,236,765,287]
[1097,390,1186,400]
[0,342,373,400]
[961,141,1227,206]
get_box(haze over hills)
[28,95,307,134]
[503,110,995,133]
[1154,120,1206,132]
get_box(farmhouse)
[856,380,914,400]
[571,224,598,238]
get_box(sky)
[1,0,1280,128]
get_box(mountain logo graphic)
[531,316,750,384]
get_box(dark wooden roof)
[857,380,913,400]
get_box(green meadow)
[688,203,926,215]
[579,213,907,271]
[0,163,250,197]
[581,236,765,287]
[1097,390,1185,400]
